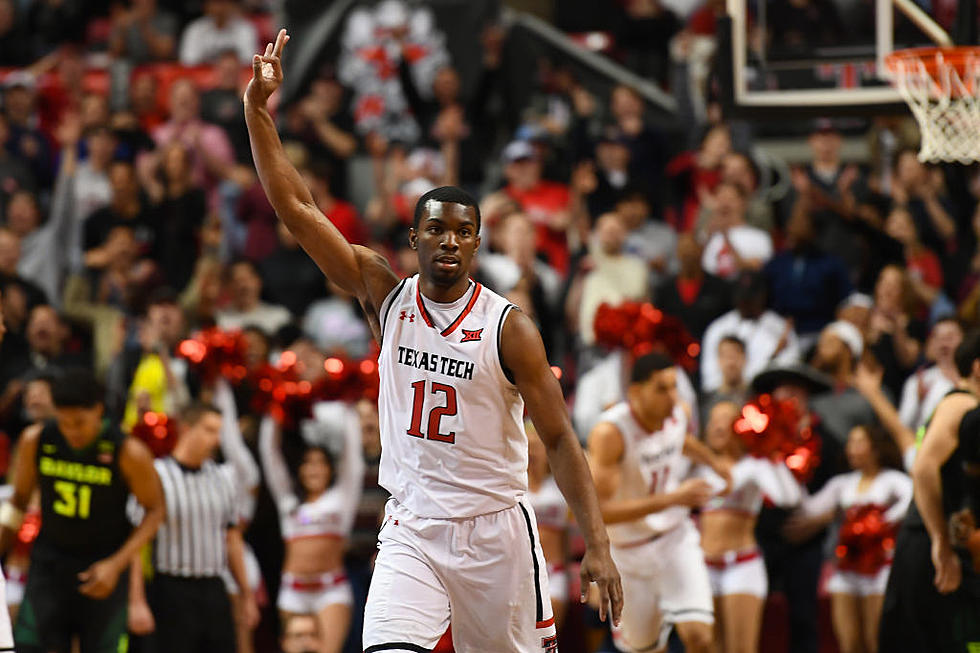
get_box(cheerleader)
[526,426,571,631]
[259,402,365,653]
[785,424,911,653]
[698,401,802,653]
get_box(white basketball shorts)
[363,497,558,653]
[826,564,891,597]
[610,519,714,653]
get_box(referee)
[129,402,259,653]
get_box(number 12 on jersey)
[407,380,458,444]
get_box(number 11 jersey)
[377,275,528,518]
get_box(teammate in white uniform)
[588,353,731,653]
[527,425,571,631]
[785,424,911,653]
[259,401,364,653]
[697,401,802,653]
[244,29,621,653]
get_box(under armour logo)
[400,311,415,323]
[460,328,483,342]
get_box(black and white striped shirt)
[151,456,239,578]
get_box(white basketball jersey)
[599,401,690,545]
[377,275,527,518]
[529,475,568,532]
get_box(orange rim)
[885,46,980,77]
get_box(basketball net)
[886,47,980,163]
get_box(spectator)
[867,264,923,398]
[0,0,31,67]
[667,123,729,232]
[398,25,503,189]
[616,186,678,288]
[6,190,69,304]
[280,614,321,653]
[609,84,669,209]
[809,320,878,446]
[178,0,258,65]
[216,259,291,334]
[50,117,115,270]
[299,162,364,246]
[478,212,563,356]
[200,49,251,164]
[260,222,329,318]
[151,79,236,209]
[790,120,866,274]
[898,317,962,432]
[700,270,800,392]
[2,73,52,188]
[139,142,207,290]
[885,205,946,312]
[890,149,956,257]
[584,127,635,218]
[764,207,853,345]
[700,182,773,280]
[0,228,47,309]
[83,159,156,266]
[302,280,372,358]
[571,212,648,346]
[696,151,774,232]
[496,140,575,274]
[0,114,34,209]
[654,232,731,340]
[614,0,681,85]
[108,0,178,63]
[700,335,748,426]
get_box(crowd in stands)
[0,0,977,652]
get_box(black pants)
[14,562,128,653]
[880,526,980,653]
[146,574,235,653]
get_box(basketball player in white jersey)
[244,30,622,652]
[0,287,13,651]
[588,353,729,653]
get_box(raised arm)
[258,415,298,516]
[501,309,622,625]
[333,404,366,515]
[243,29,399,313]
[214,379,260,494]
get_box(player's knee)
[676,622,713,653]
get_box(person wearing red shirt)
[499,140,574,275]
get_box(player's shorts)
[826,564,891,597]
[705,548,768,599]
[547,563,568,605]
[277,569,354,614]
[14,552,128,653]
[610,519,714,653]
[221,543,263,596]
[363,497,558,653]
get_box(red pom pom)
[177,328,248,383]
[733,395,822,483]
[131,411,178,458]
[594,301,699,372]
[836,504,896,575]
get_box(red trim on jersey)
[441,283,482,337]
[536,617,555,629]
[415,284,435,328]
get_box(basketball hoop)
[885,47,980,163]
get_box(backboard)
[720,0,974,119]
